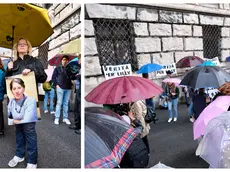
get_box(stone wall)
[85,3,230,107]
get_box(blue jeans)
[146,98,155,110]
[188,101,194,116]
[168,98,178,118]
[15,122,37,164]
[43,88,55,111]
[55,87,71,120]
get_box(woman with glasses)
[6,38,47,84]
[7,78,38,168]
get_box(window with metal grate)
[38,42,49,69]
[203,25,221,59]
[93,19,138,72]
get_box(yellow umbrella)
[0,4,53,49]
[59,39,81,55]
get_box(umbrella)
[196,61,216,67]
[85,76,163,104]
[0,4,53,49]
[162,78,182,86]
[226,56,230,62]
[137,63,163,74]
[48,54,76,66]
[193,96,230,140]
[196,112,230,168]
[176,56,204,68]
[180,66,230,88]
[59,39,81,55]
[66,57,81,79]
[85,107,140,168]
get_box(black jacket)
[192,93,207,120]
[5,55,47,83]
[52,65,72,89]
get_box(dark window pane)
[93,19,138,72]
[203,25,221,59]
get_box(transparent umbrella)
[196,111,230,168]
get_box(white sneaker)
[50,111,55,115]
[63,119,71,125]
[26,163,37,169]
[190,117,195,123]
[44,110,48,113]
[174,118,177,122]
[8,156,25,167]
[54,119,59,125]
[168,118,172,123]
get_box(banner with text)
[156,63,177,78]
[102,64,132,80]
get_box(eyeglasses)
[18,43,28,46]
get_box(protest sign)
[156,63,177,78]
[5,72,41,125]
[102,64,132,80]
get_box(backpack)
[43,81,52,91]
[142,101,156,123]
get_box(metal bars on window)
[93,19,138,71]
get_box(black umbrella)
[180,66,230,88]
[85,107,140,168]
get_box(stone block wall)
[85,3,230,107]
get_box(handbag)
[142,101,156,123]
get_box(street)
[0,99,81,168]
[148,103,209,168]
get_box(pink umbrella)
[193,96,230,140]
[162,78,181,86]
[45,68,55,82]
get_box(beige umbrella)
[59,38,81,55]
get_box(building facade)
[85,3,230,106]
[33,3,81,110]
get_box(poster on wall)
[156,63,177,78]
[102,64,132,80]
[5,72,41,125]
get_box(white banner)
[206,87,219,99]
[102,64,132,80]
[204,57,220,66]
[156,63,177,78]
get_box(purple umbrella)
[193,96,230,140]
[196,111,230,168]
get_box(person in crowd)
[129,100,150,154]
[188,88,196,122]
[43,79,55,115]
[6,38,47,85]
[7,78,38,168]
[142,73,158,122]
[52,55,72,125]
[182,86,189,107]
[192,88,210,120]
[165,82,180,122]
[0,58,6,136]
[162,70,173,92]
[119,112,149,168]
[69,72,81,134]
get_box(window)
[203,25,221,59]
[93,19,138,71]
[38,42,49,69]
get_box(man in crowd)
[52,55,72,125]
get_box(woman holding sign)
[7,78,38,169]
[6,38,47,84]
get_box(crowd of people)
[0,38,81,168]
